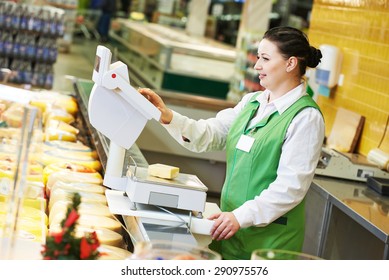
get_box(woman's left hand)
[208,212,240,241]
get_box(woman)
[139,26,325,260]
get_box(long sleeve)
[161,92,257,153]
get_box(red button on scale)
[112,74,116,78]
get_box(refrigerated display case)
[0,97,45,260]
[109,19,237,99]
[0,83,133,259]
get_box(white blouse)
[161,84,325,228]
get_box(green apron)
[210,93,321,260]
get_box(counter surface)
[310,175,389,259]
[313,176,389,241]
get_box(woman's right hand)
[138,88,173,124]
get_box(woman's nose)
[254,60,261,70]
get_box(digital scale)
[88,45,213,234]
[315,147,389,183]
[126,166,207,216]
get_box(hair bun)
[307,47,322,68]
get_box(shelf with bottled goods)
[0,2,66,89]
[109,19,237,99]
[45,0,78,52]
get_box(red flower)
[64,209,79,228]
[90,231,100,250]
[80,237,93,259]
[51,231,64,244]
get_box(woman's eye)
[257,56,268,61]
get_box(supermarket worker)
[139,26,325,260]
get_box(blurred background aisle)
[52,36,98,92]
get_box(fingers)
[138,87,153,100]
[210,212,240,241]
[207,212,221,220]
[211,219,230,241]
[138,87,161,107]
[137,88,172,124]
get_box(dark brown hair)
[263,26,322,76]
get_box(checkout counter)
[75,77,389,260]
[74,77,217,250]
[306,177,389,260]
[73,41,389,259]
[305,149,389,260]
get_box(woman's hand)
[138,88,173,124]
[208,212,240,241]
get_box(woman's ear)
[286,56,298,72]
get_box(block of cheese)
[0,203,48,225]
[48,188,107,211]
[43,108,75,125]
[46,171,103,197]
[0,194,47,210]
[46,119,79,135]
[44,127,77,142]
[49,200,112,223]
[98,245,132,260]
[40,149,102,171]
[49,224,123,247]
[24,181,45,199]
[29,90,79,116]
[42,140,98,159]
[0,159,43,183]
[51,181,106,195]
[0,127,20,140]
[43,162,102,187]
[0,178,44,200]
[0,215,48,242]
[50,213,122,233]
[2,103,24,127]
[148,163,179,179]
[78,215,122,233]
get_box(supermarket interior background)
[0,0,389,261]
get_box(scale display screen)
[94,55,101,72]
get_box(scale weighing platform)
[104,165,215,236]
[125,166,208,215]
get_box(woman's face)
[254,39,289,91]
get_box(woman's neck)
[268,80,301,102]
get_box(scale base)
[106,189,218,236]
[123,192,203,218]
